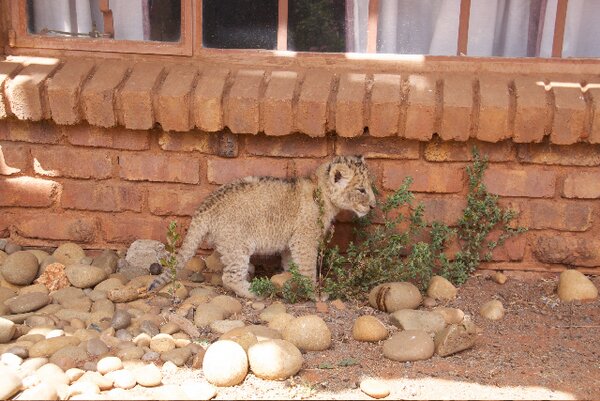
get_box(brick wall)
[0,56,599,274]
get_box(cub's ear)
[329,163,353,188]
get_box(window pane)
[27,0,181,42]
[202,0,277,50]
[377,0,460,55]
[288,0,346,53]
[562,0,600,57]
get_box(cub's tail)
[147,218,209,292]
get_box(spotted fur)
[148,155,376,298]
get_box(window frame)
[9,0,193,56]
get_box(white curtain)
[31,0,148,41]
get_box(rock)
[133,332,152,347]
[29,336,81,358]
[479,300,505,320]
[133,363,162,387]
[20,382,59,400]
[140,320,160,337]
[270,272,293,290]
[259,303,287,322]
[203,340,248,387]
[247,339,303,380]
[1,251,39,285]
[80,256,93,265]
[150,333,176,353]
[252,302,266,311]
[19,283,49,295]
[53,243,86,266]
[557,270,598,302]
[383,330,435,362]
[189,286,216,298]
[0,365,23,399]
[352,316,388,342]
[160,322,180,335]
[160,346,192,366]
[0,286,16,303]
[389,309,447,334]
[0,251,6,266]
[94,278,124,292]
[36,363,69,385]
[149,263,163,275]
[4,242,22,254]
[0,316,16,343]
[77,371,112,391]
[432,307,465,325]
[434,321,477,357]
[210,295,242,317]
[6,292,51,313]
[1,352,22,367]
[66,264,108,288]
[267,313,295,333]
[116,346,145,361]
[493,271,507,284]
[0,239,6,251]
[210,320,245,334]
[142,351,160,362]
[66,367,86,383]
[204,251,224,272]
[190,272,205,283]
[108,369,136,389]
[6,345,28,359]
[35,263,70,292]
[360,378,391,399]
[422,297,437,307]
[185,256,205,272]
[25,250,50,265]
[181,382,217,401]
[219,329,257,351]
[368,282,422,313]
[86,338,109,356]
[282,315,331,351]
[125,240,167,274]
[69,381,101,397]
[427,276,457,300]
[97,356,123,375]
[194,304,226,327]
[50,345,88,370]
[52,286,86,304]
[111,310,132,330]
[92,250,119,275]
[91,299,114,314]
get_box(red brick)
[17,213,97,242]
[225,69,264,134]
[5,62,59,121]
[382,161,464,193]
[533,234,600,267]
[0,61,23,119]
[490,233,526,262]
[119,153,199,184]
[156,64,198,132]
[0,142,29,175]
[66,125,150,150]
[562,172,600,199]
[31,146,112,179]
[405,75,437,141]
[425,139,515,162]
[335,73,366,138]
[158,131,215,152]
[246,134,327,158]
[81,61,129,128]
[369,74,401,137]
[207,158,288,185]
[440,75,472,141]
[483,167,556,198]
[193,67,230,132]
[148,184,214,216]
[336,137,419,159]
[0,176,59,207]
[477,76,511,142]
[551,84,588,145]
[262,71,297,136]
[417,196,467,225]
[297,71,333,137]
[517,142,600,166]
[3,120,61,144]
[61,181,143,212]
[288,159,323,178]
[119,62,164,130]
[513,77,548,143]
[521,200,592,232]
[102,214,170,244]
[47,59,95,125]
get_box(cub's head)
[322,155,376,217]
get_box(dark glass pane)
[203,0,278,49]
[149,0,181,42]
[288,0,346,52]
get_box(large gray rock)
[368,282,422,312]
[248,339,303,380]
[282,315,331,351]
[124,240,167,275]
[389,309,447,334]
[5,292,51,314]
[383,330,434,362]
[66,264,108,288]
[1,251,39,285]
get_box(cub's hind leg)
[219,247,256,299]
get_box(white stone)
[97,356,123,375]
[202,340,248,387]
[248,339,303,380]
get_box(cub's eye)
[357,188,366,194]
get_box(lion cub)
[148,155,376,298]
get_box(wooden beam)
[367,0,379,53]
[457,0,471,56]
[552,0,568,58]
[277,0,288,51]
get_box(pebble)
[259,303,287,322]
[29,336,81,358]
[50,345,88,370]
[150,333,176,353]
[270,272,293,289]
[493,271,507,284]
[389,309,447,334]
[140,320,160,337]
[1,352,23,367]
[111,310,132,330]
[1,251,39,285]
[422,297,437,307]
[433,307,465,325]
[94,278,124,292]
[160,322,180,335]
[0,250,6,266]
[66,264,108,288]
[92,250,119,275]
[133,332,152,347]
[117,346,145,361]
[19,382,58,400]
[53,243,86,266]
[19,283,49,295]
[219,329,257,351]
[210,295,243,317]
[149,263,163,275]
[181,382,217,401]
[479,300,505,320]
[352,316,389,342]
[194,304,226,327]
[203,340,248,387]
[133,363,163,387]
[434,321,477,357]
[383,330,435,362]
[77,371,113,391]
[116,329,133,341]
[557,270,598,302]
[0,367,22,399]
[0,317,16,343]
[52,287,86,304]
[6,292,51,313]
[0,286,16,303]
[282,315,331,351]
[108,369,137,389]
[97,356,123,375]
[426,275,458,300]
[142,351,161,362]
[87,338,110,356]
[5,345,28,359]
[210,319,245,334]
[66,367,86,383]
[360,378,391,399]
[252,302,266,311]
[267,313,295,333]
[368,282,422,312]
[79,256,93,265]
[4,242,22,254]
[0,238,6,251]
[69,381,101,397]
[248,339,303,380]
[160,346,192,366]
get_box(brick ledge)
[0,56,599,144]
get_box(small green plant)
[249,277,277,299]
[160,221,181,300]
[282,263,315,303]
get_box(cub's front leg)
[288,232,319,284]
